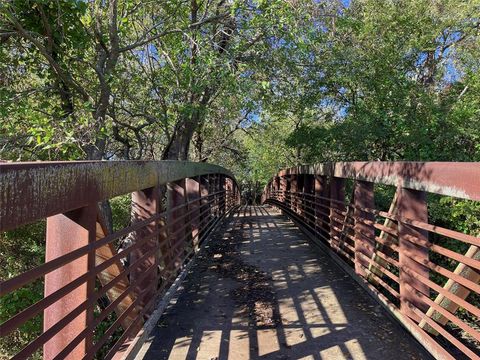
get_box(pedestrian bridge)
[0,161,479,360]
[139,205,430,360]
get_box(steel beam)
[43,204,96,360]
[398,188,429,321]
[354,181,375,277]
[131,187,159,312]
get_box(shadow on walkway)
[139,206,432,360]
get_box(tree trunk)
[162,91,211,160]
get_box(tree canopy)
[1,0,479,185]
[1,1,480,357]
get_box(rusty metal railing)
[0,161,240,360]
[262,162,480,360]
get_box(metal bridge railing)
[262,162,480,360]
[0,161,240,360]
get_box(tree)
[282,0,480,163]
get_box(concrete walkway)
[139,206,431,360]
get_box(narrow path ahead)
[139,206,431,360]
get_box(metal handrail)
[262,161,480,360]
[0,160,240,360]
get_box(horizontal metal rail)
[0,161,240,360]
[262,162,480,360]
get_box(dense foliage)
[1,0,479,179]
[243,0,480,184]
[1,0,479,358]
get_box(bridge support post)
[219,175,226,215]
[212,175,219,217]
[186,177,201,254]
[167,180,187,276]
[226,177,234,208]
[353,181,375,277]
[329,177,345,249]
[131,187,160,312]
[315,175,329,243]
[398,188,429,321]
[212,175,217,216]
[280,176,287,203]
[44,204,96,360]
[274,176,280,201]
[199,175,210,238]
[237,183,241,205]
[297,174,305,218]
[303,174,314,228]
[290,174,298,214]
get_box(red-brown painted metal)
[398,188,430,321]
[277,162,480,201]
[280,176,287,203]
[302,175,314,227]
[353,181,375,277]
[329,177,345,251]
[263,161,480,360]
[219,175,226,215]
[199,175,210,232]
[44,204,96,360]
[168,179,187,272]
[131,187,159,312]
[0,160,239,360]
[290,175,298,215]
[186,177,201,252]
[314,175,329,242]
[0,161,234,232]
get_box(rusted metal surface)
[186,178,201,253]
[353,181,375,277]
[0,161,234,231]
[329,178,345,251]
[263,161,480,360]
[314,175,329,241]
[199,176,210,237]
[367,189,398,283]
[44,205,96,360]
[398,188,430,322]
[167,180,187,273]
[131,187,160,313]
[95,214,139,331]
[0,160,239,360]
[277,162,480,201]
[420,246,480,334]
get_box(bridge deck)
[138,206,431,360]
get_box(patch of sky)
[240,107,262,127]
[313,22,330,33]
[415,52,428,67]
[443,58,463,84]
[414,47,462,85]
[133,44,161,65]
[240,70,255,78]
[317,97,349,121]
[313,0,350,6]
[338,105,348,119]
[267,36,289,49]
